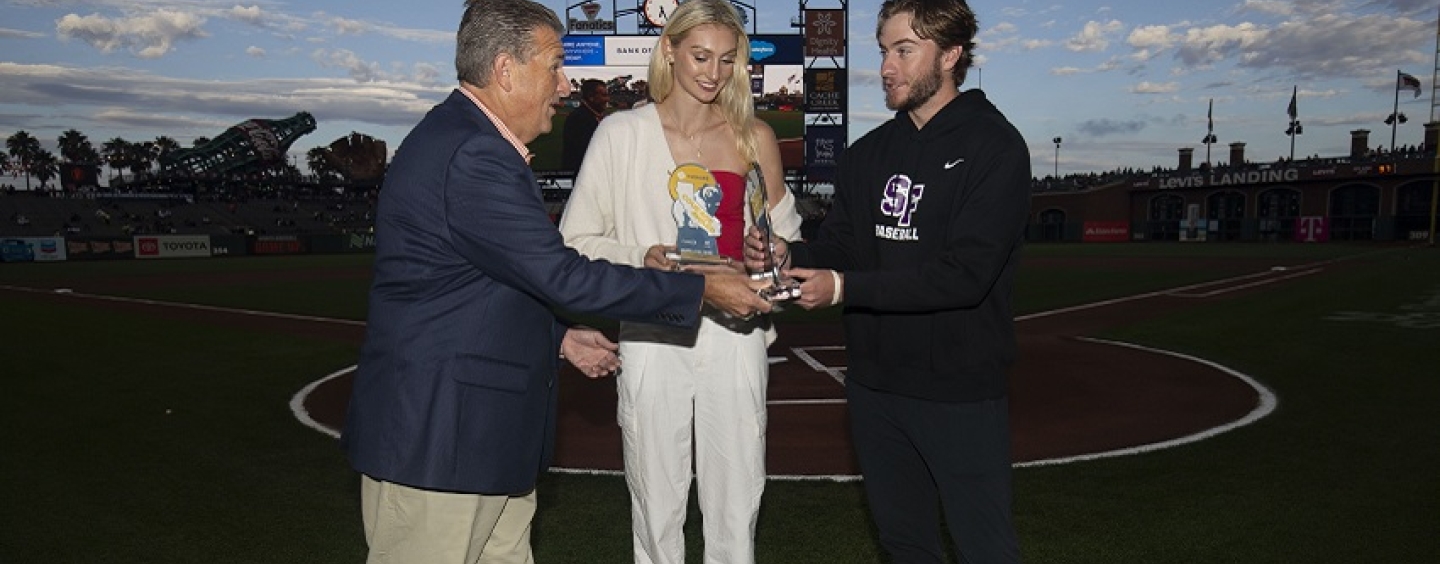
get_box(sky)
[2,0,1437,181]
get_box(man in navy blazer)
[340,1,772,561]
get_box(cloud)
[849,68,882,87]
[1076,118,1148,137]
[227,5,266,26]
[1372,0,1438,16]
[319,14,448,44]
[1173,22,1265,67]
[246,46,265,58]
[1126,8,1429,81]
[1066,20,1124,52]
[1236,0,1294,16]
[327,16,370,36]
[1132,81,1180,94]
[412,63,443,85]
[55,9,208,59]
[89,107,231,132]
[1126,24,1176,61]
[310,48,446,86]
[313,48,384,83]
[0,61,445,142]
[1,27,46,39]
[1231,13,1429,77]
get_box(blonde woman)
[558,1,800,562]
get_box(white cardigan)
[559,104,802,268]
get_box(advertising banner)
[1082,221,1130,242]
[65,238,136,261]
[253,235,306,255]
[2,237,66,262]
[562,36,606,66]
[135,235,212,259]
[805,68,846,113]
[1295,216,1330,242]
[804,126,846,183]
[566,1,616,33]
[804,10,846,57]
[604,36,660,66]
[749,35,804,65]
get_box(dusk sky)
[2,0,1436,180]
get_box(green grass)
[2,242,1436,562]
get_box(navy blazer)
[342,90,704,495]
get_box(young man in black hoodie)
[746,0,1029,561]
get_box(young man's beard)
[887,57,944,113]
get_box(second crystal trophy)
[745,163,801,302]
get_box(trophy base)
[752,271,801,302]
[759,281,801,302]
[665,250,734,266]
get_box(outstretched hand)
[561,326,621,379]
[699,270,773,319]
[782,267,842,310]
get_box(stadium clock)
[642,0,679,27]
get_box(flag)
[1398,72,1422,98]
[1286,86,1297,119]
[1207,98,1213,133]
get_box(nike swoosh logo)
[944,157,965,169]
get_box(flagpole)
[1287,86,1299,161]
[1289,127,1296,161]
[1430,148,1438,246]
[1289,92,1297,162]
[1392,69,1402,152]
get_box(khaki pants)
[361,475,536,564]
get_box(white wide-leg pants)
[617,316,769,564]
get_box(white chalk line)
[4,259,1313,479]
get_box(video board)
[534,34,805,174]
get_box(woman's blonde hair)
[647,0,758,163]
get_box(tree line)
[3,129,348,191]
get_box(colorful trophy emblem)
[666,163,733,266]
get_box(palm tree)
[153,136,181,159]
[127,141,156,177]
[102,137,131,182]
[29,150,59,189]
[57,129,95,163]
[307,146,340,181]
[6,130,42,190]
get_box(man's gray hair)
[457,0,563,87]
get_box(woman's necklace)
[684,126,707,160]
[670,105,712,161]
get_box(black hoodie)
[791,89,1031,401]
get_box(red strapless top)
[713,170,745,261]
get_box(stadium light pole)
[1384,111,1408,152]
[1202,132,1217,167]
[1052,137,1061,178]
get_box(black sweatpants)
[846,379,1020,564]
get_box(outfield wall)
[0,232,376,263]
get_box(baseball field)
[1,242,1435,563]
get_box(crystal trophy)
[745,163,801,302]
